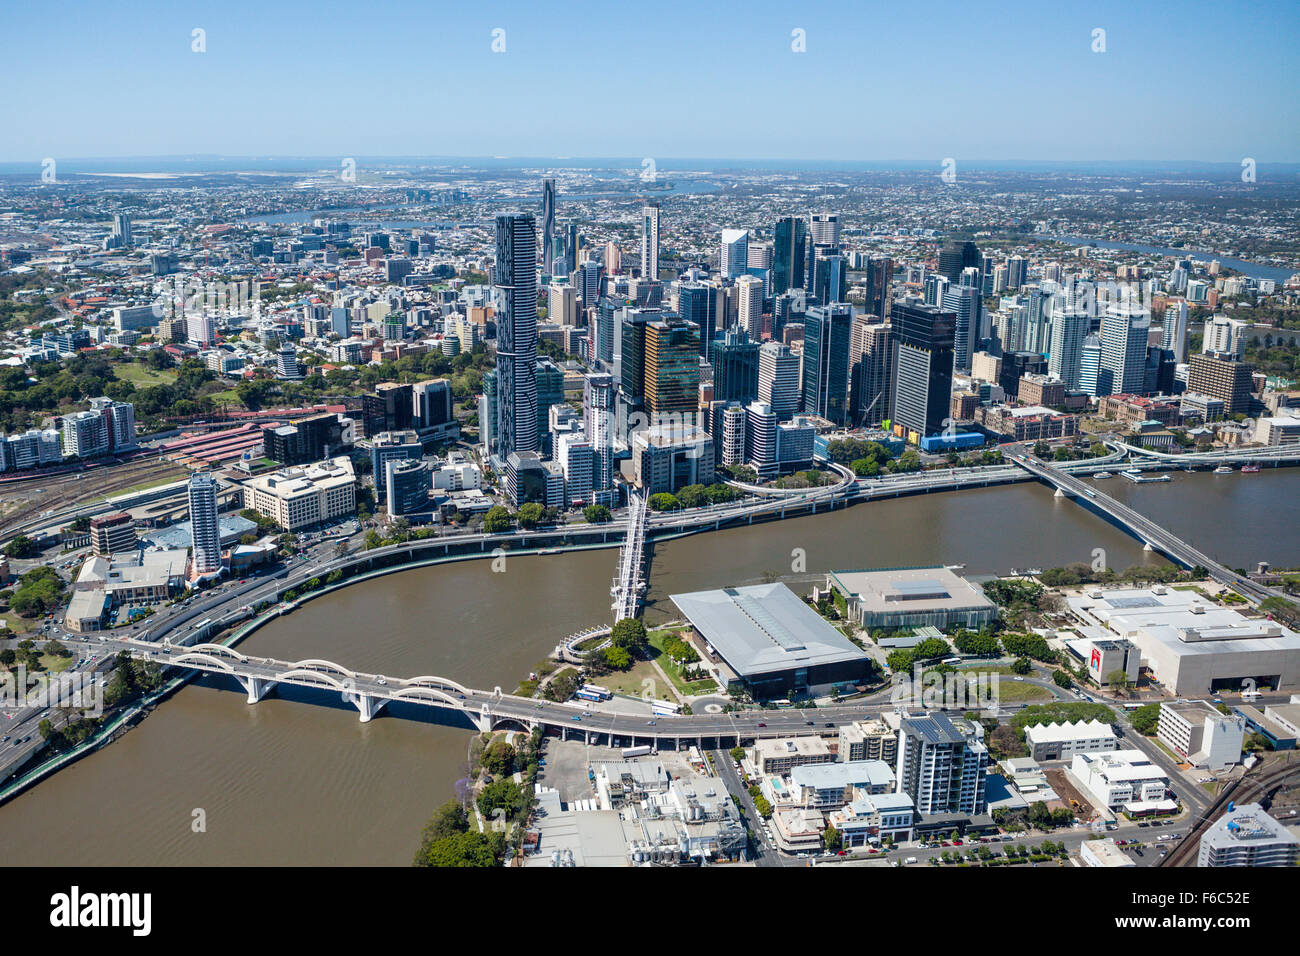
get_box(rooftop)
[670,583,868,677]
[828,566,995,615]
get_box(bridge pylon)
[238,675,278,704]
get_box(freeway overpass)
[1009,453,1284,604]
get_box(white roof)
[1025,719,1117,744]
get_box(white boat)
[1214,465,1233,475]
[1092,471,1113,479]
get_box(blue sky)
[2,0,1296,163]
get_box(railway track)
[1159,755,1300,867]
[0,457,186,540]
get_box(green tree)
[610,618,648,652]
[822,826,842,851]
[583,504,612,523]
[481,740,516,777]
[413,830,503,868]
[516,502,545,529]
[1128,703,1161,735]
[647,492,680,512]
[604,646,632,670]
[4,535,37,559]
[482,505,513,534]
[1011,656,1033,675]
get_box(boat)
[1214,465,1233,474]
[1241,463,1261,473]
[1092,471,1113,479]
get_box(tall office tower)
[772,289,807,342]
[890,299,956,439]
[744,401,780,478]
[720,229,749,278]
[862,256,892,319]
[1098,303,1150,396]
[187,472,222,577]
[593,296,624,368]
[616,305,666,406]
[112,214,133,247]
[736,274,764,339]
[809,213,840,248]
[678,281,718,358]
[942,285,982,373]
[1168,266,1189,294]
[959,266,982,290]
[747,240,773,274]
[1161,299,1189,363]
[605,241,623,274]
[563,222,578,276]
[640,202,660,280]
[896,713,990,816]
[923,273,950,306]
[1048,307,1090,389]
[1042,262,1062,284]
[850,316,893,426]
[709,326,760,404]
[540,178,557,275]
[719,403,747,468]
[938,239,982,284]
[534,358,565,456]
[548,282,579,326]
[801,303,853,425]
[998,351,1047,400]
[757,341,801,421]
[772,216,807,295]
[644,317,700,420]
[1201,314,1248,359]
[1006,255,1028,290]
[494,212,539,459]
[583,372,615,498]
[1079,334,1103,397]
[579,259,602,312]
[811,253,848,305]
[1185,278,1209,303]
[412,378,452,428]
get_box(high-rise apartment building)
[640,202,660,281]
[736,274,764,339]
[540,178,557,275]
[188,472,222,577]
[494,212,540,459]
[1098,304,1150,397]
[850,317,893,426]
[757,341,801,421]
[896,712,990,816]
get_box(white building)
[1080,838,1136,868]
[1157,700,1245,770]
[1024,719,1118,762]
[1070,749,1172,814]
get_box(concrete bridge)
[119,637,896,747]
[1010,453,1286,604]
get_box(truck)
[621,745,653,758]
[904,857,918,865]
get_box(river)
[0,470,1293,865]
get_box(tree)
[729,746,745,762]
[481,740,516,777]
[4,535,37,559]
[822,826,842,851]
[647,492,679,512]
[604,646,632,670]
[610,618,648,652]
[413,829,503,867]
[1011,656,1032,675]
[1128,703,1161,736]
[482,505,513,534]
[477,779,527,819]
[583,504,612,523]
[1106,669,1132,694]
[516,502,545,529]
[1051,669,1073,689]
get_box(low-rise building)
[1024,719,1118,761]
[1070,749,1172,814]
[1080,838,1136,868]
[838,717,899,765]
[753,737,833,776]
[824,566,997,631]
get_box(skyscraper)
[1048,307,1090,390]
[862,256,892,320]
[640,202,660,280]
[678,281,718,358]
[1079,334,1103,398]
[942,285,982,373]
[188,472,221,577]
[644,318,700,419]
[772,216,807,295]
[757,341,801,421]
[801,303,853,425]
[736,274,764,339]
[709,326,760,404]
[938,240,982,284]
[583,372,615,501]
[1098,304,1150,396]
[494,212,539,459]
[850,317,893,426]
[720,229,749,278]
[891,300,956,439]
[1161,299,1189,363]
[540,178,557,275]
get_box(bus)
[651,700,681,716]
[192,618,212,631]
[574,689,605,703]
[941,657,962,666]
[1123,702,1144,711]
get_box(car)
[457,694,466,700]
[757,722,766,727]
[825,722,836,728]
[375,676,387,685]
[570,715,582,722]
[1013,676,1025,682]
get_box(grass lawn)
[647,629,718,697]
[601,658,673,700]
[116,363,178,388]
[38,653,74,673]
[206,388,242,405]
[0,611,36,636]
[994,680,1051,703]
[112,471,187,496]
